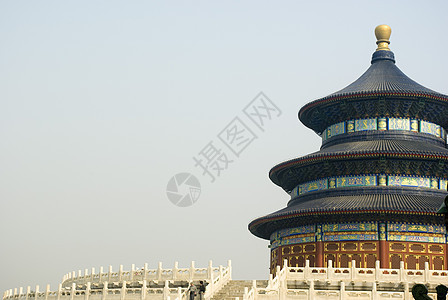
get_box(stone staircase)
[211,280,268,300]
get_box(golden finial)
[375,24,391,51]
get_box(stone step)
[211,280,268,300]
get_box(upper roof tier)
[299,25,448,135]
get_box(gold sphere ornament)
[375,24,391,51]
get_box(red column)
[444,244,447,270]
[378,223,388,268]
[316,241,324,267]
[316,225,324,267]
[379,240,388,268]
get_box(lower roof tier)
[248,187,447,239]
[270,139,448,192]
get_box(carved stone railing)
[3,261,232,300]
[243,260,448,300]
[60,261,223,287]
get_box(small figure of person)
[198,281,206,300]
[188,282,197,300]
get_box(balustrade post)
[26,286,31,300]
[424,261,429,282]
[339,281,345,300]
[268,274,273,288]
[399,261,405,282]
[86,282,91,300]
[141,280,147,300]
[45,284,50,300]
[57,284,62,300]
[72,272,76,280]
[243,287,248,300]
[173,262,179,281]
[403,282,410,300]
[108,266,113,282]
[190,262,195,282]
[158,262,163,281]
[85,269,89,281]
[120,281,126,300]
[227,260,232,280]
[305,260,310,279]
[371,281,377,300]
[119,265,123,281]
[279,270,286,300]
[163,281,169,300]
[207,261,212,280]
[177,288,182,300]
[143,263,148,281]
[351,260,356,281]
[99,267,104,281]
[13,288,17,297]
[375,261,380,282]
[35,285,40,300]
[328,260,333,280]
[308,280,314,300]
[70,283,75,300]
[78,270,82,278]
[91,268,95,282]
[19,287,23,297]
[102,282,108,300]
[219,265,223,281]
[208,272,214,294]
[131,264,135,281]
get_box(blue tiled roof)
[298,50,448,133]
[285,192,444,214]
[326,50,443,98]
[316,139,448,156]
[249,190,447,239]
[269,139,448,190]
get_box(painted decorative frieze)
[321,117,447,142]
[292,175,447,198]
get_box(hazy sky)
[1,0,448,294]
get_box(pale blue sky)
[1,0,448,293]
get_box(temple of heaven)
[249,25,448,272]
